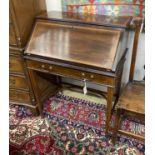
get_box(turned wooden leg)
[56,76,63,91]
[112,109,121,144]
[28,69,43,115]
[106,87,114,133]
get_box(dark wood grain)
[25,21,122,71]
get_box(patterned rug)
[9,92,145,155]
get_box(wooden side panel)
[10,0,46,47]
[9,0,47,114]
[9,12,17,46]
[9,47,37,108]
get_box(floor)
[9,86,145,154]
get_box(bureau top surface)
[37,11,132,28]
[25,20,123,71]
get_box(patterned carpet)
[9,91,145,155]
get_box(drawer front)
[9,75,29,90]
[27,60,114,86]
[9,55,25,74]
[10,90,31,104]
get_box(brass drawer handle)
[81,73,85,76]
[31,98,35,102]
[49,66,53,70]
[90,75,94,79]
[41,64,45,68]
[40,64,49,73]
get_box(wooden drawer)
[9,90,31,105]
[9,75,29,91]
[9,55,25,74]
[27,60,114,86]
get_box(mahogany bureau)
[24,11,132,132]
[9,0,46,114]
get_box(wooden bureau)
[9,0,46,115]
[24,11,133,132]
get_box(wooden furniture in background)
[24,11,132,132]
[9,0,47,115]
[112,18,145,143]
[112,82,145,142]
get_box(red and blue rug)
[9,92,145,155]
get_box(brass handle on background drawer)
[90,75,94,79]
[49,66,53,70]
[40,64,49,73]
[41,64,45,68]
[81,73,85,76]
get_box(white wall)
[134,33,145,80]
[46,0,61,12]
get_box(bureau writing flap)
[25,19,127,71]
